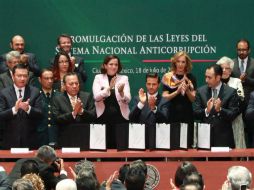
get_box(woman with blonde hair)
[22,173,45,190]
[162,51,196,148]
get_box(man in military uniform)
[38,69,60,147]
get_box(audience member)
[92,55,131,150]
[0,166,9,190]
[231,39,254,147]
[22,173,45,190]
[52,72,96,149]
[20,160,39,177]
[162,51,196,148]
[50,34,87,83]
[38,69,60,147]
[193,64,239,148]
[171,161,198,189]
[129,73,169,149]
[0,64,42,149]
[12,179,34,190]
[8,145,67,190]
[125,167,146,190]
[221,166,252,190]
[0,35,40,76]
[56,179,77,190]
[216,56,246,148]
[182,172,204,190]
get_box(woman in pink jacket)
[92,55,131,150]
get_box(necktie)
[212,89,218,99]
[70,96,76,110]
[46,92,50,102]
[18,89,22,99]
[240,60,245,74]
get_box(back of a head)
[76,175,99,190]
[183,172,204,190]
[22,173,45,190]
[130,160,147,176]
[180,182,202,190]
[125,167,146,190]
[74,160,95,175]
[21,160,39,177]
[36,145,57,164]
[175,162,198,187]
[119,164,130,184]
[12,179,34,190]
[56,179,77,190]
[227,166,252,190]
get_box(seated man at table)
[129,73,169,149]
[52,72,96,150]
[7,145,67,190]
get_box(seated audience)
[7,145,67,190]
[221,166,252,190]
[22,173,45,190]
[12,179,34,190]
[56,179,77,190]
[125,167,146,190]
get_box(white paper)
[211,147,231,152]
[128,123,145,149]
[156,123,170,149]
[197,123,211,149]
[62,147,80,153]
[180,123,188,149]
[10,148,30,154]
[89,124,106,150]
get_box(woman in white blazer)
[217,56,246,148]
[92,55,131,149]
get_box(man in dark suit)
[0,35,40,77]
[7,145,67,190]
[50,34,87,83]
[52,72,96,150]
[231,39,254,147]
[0,51,36,91]
[38,69,60,147]
[129,73,169,149]
[193,64,239,148]
[0,64,42,149]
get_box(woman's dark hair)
[100,55,122,74]
[52,51,72,81]
[174,161,198,187]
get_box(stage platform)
[0,149,254,189]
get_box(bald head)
[10,35,25,53]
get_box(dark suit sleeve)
[75,57,87,83]
[129,97,142,122]
[28,53,40,77]
[193,90,206,120]
[52,97,74,125]
[219,90,239,122]
[245,92,254,120]
[0,91,16,120]
[78,93,96,122]
[28,89,43,119]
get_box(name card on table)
[61,147,80,153]
[211,147,231,152]
[11,148,30,154]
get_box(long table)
[1,149,254,190]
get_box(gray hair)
[12,179,34,190]
[74,160,95,175]
[36,145,57,164]
[6,51,20,62]
[227,166,252,190]
[56,179,77,190]
[216,56,234,70]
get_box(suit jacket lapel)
[64,92,73,111]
